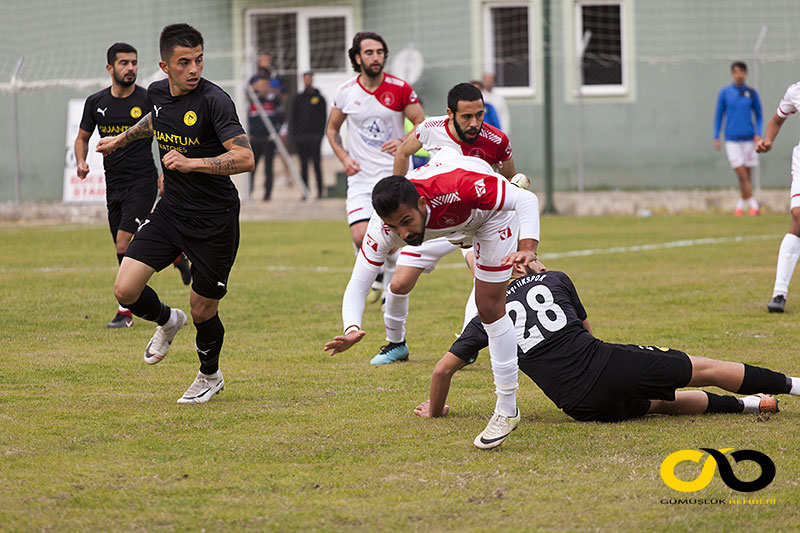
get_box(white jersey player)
[756,82,800,313]
[366,83,536,366]
[326,32,424,307]
[325,148,541,449]
[326,31,424,261]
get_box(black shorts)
[125,202,240,300]
[106,182,158,238]
[563,344,693,422]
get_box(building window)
[308,17,346,72]
[483,2,537,97]
[575,1,627,95]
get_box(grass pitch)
[2,214,799,531]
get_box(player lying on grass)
[415,265,800,446]
[325,148,541,449]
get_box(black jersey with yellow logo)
[80,86,157,190]
[146,78,246,215]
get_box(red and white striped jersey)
[358,149,538,267]
[344,149,540,330]
[414,115,512,166]
[333,73,418,185]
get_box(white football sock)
[483,313,518,417]
[790,377,800,396]
[772,233,800,297]
[748,196,759,209]
[740,395,762,414]
[383,288,408,344]
[461,282,478,333]
[118,304,129,313]
[736,198,746,211]
[383,249,399,294]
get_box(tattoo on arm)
[230,134,251,150]
[202,153,238,175]
[123,113,153,143]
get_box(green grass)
[2,214,799,531]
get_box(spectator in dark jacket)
[290,72,327,199]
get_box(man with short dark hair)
[325,148,540,449]
[415,266,799,425]
[713,61,763,216]
[326,32,426,304]
[96,24,254,404]
[75,43,191,329]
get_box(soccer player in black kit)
[75,42,191,329]
[414,265,800,446]
[96,24,254,404]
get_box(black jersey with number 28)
[79,86,157,190]
[450,270,612,411]
[147,78,246,215]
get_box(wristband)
[344,325,359,336]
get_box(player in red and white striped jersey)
[326,32,425,304]
[757,82,800,313]
[325,148,541,448]
[366,83,535,366]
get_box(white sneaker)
[474,408,520,449]
[143,308,187,365]
[177,370,225,405]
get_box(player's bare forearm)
[393,136,421,175]
[73,132,90,165]
[122,113,153,145]
[757,113,786,153]
[198,134,255,175]
[421,353,466,417]
[498,157,517,180]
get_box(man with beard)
[75,42,191,329]
[325,148,541,449]
[366,83,538,365]
[96,24,254,404]
[326,32,426,307]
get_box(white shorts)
[472,211,519,283]
[397,237,460,273]
[725,141,758,169]
[790,146,800,210]
[345,169,391,225]
[346,190,374,225]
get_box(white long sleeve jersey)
[341,149,540,330]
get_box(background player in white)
[326,31,425,304]
[324,149,540,448]
[414,266,797,430]
[75,42,191,329]
[757,82,800,313]
[369,82,538,365]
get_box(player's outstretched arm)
[414,352,467,417]
[96,112,153,155]
[392,134,423,175]
[168,134,254,175]
[324,327,366,356]
[756,113,786,153]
